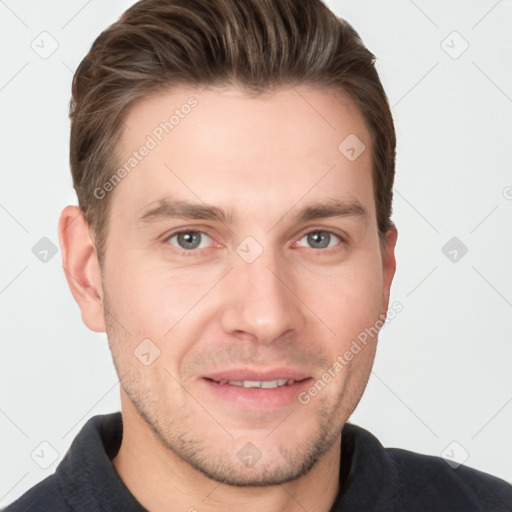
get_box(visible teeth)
[223,379,294,389]
[242,380,261,388]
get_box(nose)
[219,248,305,345]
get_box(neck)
[112,395,342,512]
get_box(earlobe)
[58,206,106,332]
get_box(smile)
[212,379,296,388]
[201,373,312,410]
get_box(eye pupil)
[308,231,330,249]
[177,232,201,249]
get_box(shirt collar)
[56,412,147,511]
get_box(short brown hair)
[70,0,395,261]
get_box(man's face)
[100,85,396,485]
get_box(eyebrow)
[137,197,368,225]
[138,199,232,224]
[297,200,367,223]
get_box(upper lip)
[203,368,311,382]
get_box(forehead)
[113,85,374,224]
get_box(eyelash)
[164,228,345,257]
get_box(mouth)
[200,370,312,410]
[210,378,298,389]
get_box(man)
[4,0,511,510]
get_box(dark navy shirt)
[3,412,511,511]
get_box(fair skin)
[59,85,397,512]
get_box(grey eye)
[168,231,211,250]
[299,231,340,249]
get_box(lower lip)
[201,378,312,410]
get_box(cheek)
[104,256,218,342]
[298,254,384,343]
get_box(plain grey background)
[1,0,511,506]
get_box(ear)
[380,223,398,316]
[58,206,106,332]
